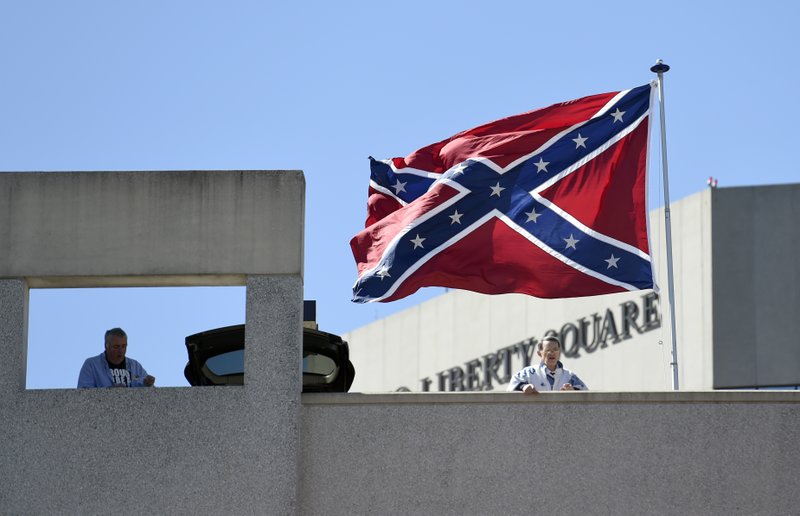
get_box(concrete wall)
[711,184,800,388]
[0,276,303,515]
[0,171,305,513]
[300,392,800,516]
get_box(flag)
[351,83,657,303]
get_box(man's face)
[538,340,561,370]
[105,335,127,366]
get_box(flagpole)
[650,59,680,390]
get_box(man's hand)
[144,375,155,387]
[560,383,575,391]
[522,384,538,395]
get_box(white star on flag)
[410,234,426,249]
[490,182,505,197]
[572,134,588,149]
[451,163,468,176]
[534,157,549,173]
[564,234,579,250]
[525,208,541,223]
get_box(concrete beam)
[0,171,305,285]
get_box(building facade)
[345,184,800,392]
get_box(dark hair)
[104,327,127,346]
[537,334,561,351]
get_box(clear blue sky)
[3,1,797,388]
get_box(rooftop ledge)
[302,391,800,405]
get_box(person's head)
[104,328,128,366]
[537,335,561,370]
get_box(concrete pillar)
[245,274,302,514]
[0,279,28,395]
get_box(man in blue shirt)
[77,328,155,388]
[507,335,587,393]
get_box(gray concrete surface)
[0,171,305,514]
[0,281,303,515]
[0,170,304,286]
[0,280,27,396]
[712,184,800,388]
[300,392,800,516]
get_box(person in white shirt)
[507,335,587,393]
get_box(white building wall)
[346,189,716,392]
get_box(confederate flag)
[351,83,657,303]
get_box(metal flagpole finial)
[650,59,670,74]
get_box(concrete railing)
[2,378,798,514]
[300,391,800,516]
